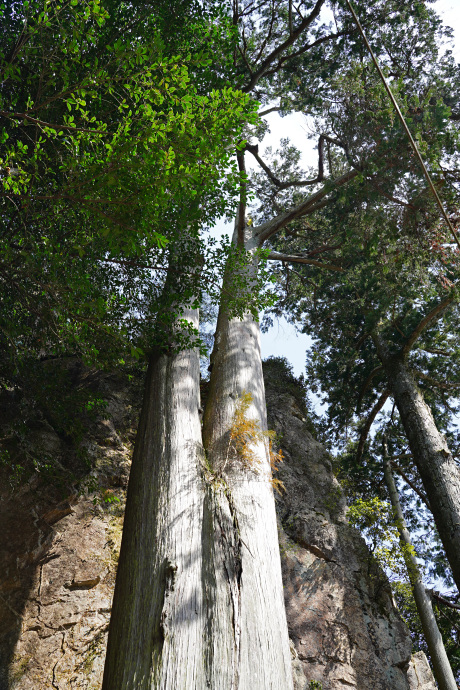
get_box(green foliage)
[206,390,285,492]
[0,358,112,493]
[393,582,460,682]
[347,497,408,580]
[0,0,258,376]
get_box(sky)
[255,0,460,384]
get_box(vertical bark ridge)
[202,294,294,689]
[102,308,206,690]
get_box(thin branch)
[402,294,456,356]
[273,30,349,69]
[258,106,283,116]
[0,110,105,134]
[436,605,460,642]
[253,0,277,63]
[254,169,358,244]
[368,177,416,209]
[421,348,452,357]
[355,332,370,350]
[355,389,390,464]
[390,461,431,509]
[416,371,460,391]
[356,366,384,413]
[243,0,325,92]
[238,45,254,76]
[266,251,343,272]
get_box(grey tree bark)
[374,334,460,593]
[102,307,207,689]
[202,236,294,690]
[103,246,294,688]
[382,438,457,690]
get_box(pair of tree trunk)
[383,439,458,690]
[102,261,294,688]
[373,334,460,594]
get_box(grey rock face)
[0,363,137,690]
[0,360,437,688]
[263,361,436,690]
[407,652,438,689]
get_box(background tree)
[199,1,460,687]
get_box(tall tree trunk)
[202,249,294,689]
[374,334,460,593]
[383,439,457,690]
[102,307,207,690]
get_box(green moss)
[323,483,343,516]
[9,654,31,685]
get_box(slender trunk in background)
[202,241,294,690]
[374,334,460,593]
[102,306,206,690]
[383,439,457,690]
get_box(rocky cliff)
[263,358,436,690]
[0,359,436,689]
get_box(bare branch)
[258,106,284,116]
[266,251,344,271]
[429,590,460,610]
[247,135,348,194]
[246,143,282,186]
[254,169,358,244]
[402,294,456,356]
[355,389,390,465]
